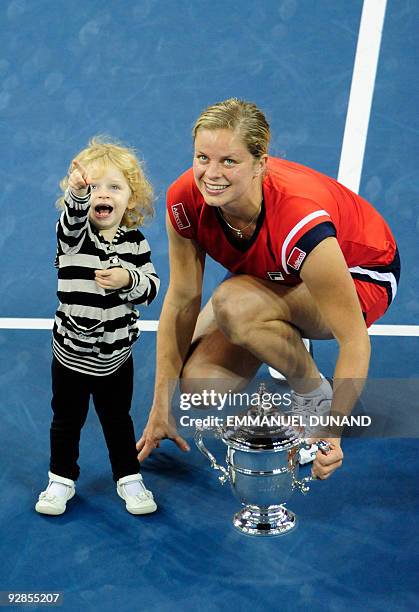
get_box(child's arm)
[57,160,91,255]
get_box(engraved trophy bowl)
[194,384,327,536]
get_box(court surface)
[0,1,418,611]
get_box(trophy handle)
[293,440,331,494]
[194,426,230,484]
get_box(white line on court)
[0,318,159,332]
[0,319,418,336]
[337,0,387,193]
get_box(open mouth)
[94,204,114,218]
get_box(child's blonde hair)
[57,136,154,228]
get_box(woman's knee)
[212,278,286,344]
[211,281,249,342]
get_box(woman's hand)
[136,411,190,462]
[311,437,343,479]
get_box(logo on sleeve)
[171,203,191,230]
[287,247,306,271]
[267,271,284,281]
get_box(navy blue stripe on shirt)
[288,222,337,276]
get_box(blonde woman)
[137,99,399,480]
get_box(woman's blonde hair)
[192,98,270,158]
[57,136,154,228]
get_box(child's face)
[87,163,132,235]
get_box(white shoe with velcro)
[35,471,75,516]
[117,474,157,515]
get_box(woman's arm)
[137,213,206,461]
[301,236,370,388]
[300,237,371,477]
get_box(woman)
[137,98,399,479]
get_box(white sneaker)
[291,379,333,463]
[35,471,75,516]
[117,474,157,515]
[291,378,332,420]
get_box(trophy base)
[233,504,297,536]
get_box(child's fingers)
[71,159,89,184]
[69,173,87,190]
[95,269,112,277]
[72,159,87,177]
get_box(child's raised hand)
[68,159,90,195]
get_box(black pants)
[50,356,139,482]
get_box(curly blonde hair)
[56,136,154,228]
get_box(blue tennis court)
[0,1,418,610]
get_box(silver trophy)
[194,384,329,536]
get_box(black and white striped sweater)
[52,189,160,375]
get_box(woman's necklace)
[219,203,262,239]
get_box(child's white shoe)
[117,474,157,515]
[35,471,75,516]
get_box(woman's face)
[193,128,266,209]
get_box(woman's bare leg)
[182,275,333,394]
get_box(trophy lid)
[220,384,300,451]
